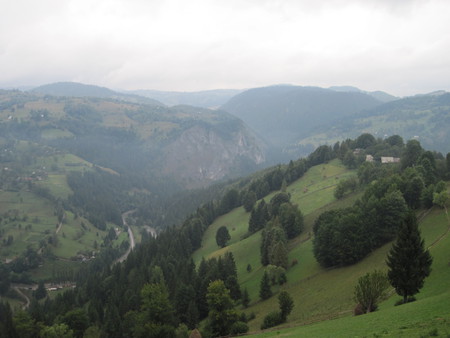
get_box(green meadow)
[0,150,128,281]
[257,211,450,337]
[192,161,450,335]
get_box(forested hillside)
[296,92,450,155]
[1,133,448,337]
[221,85,383,157]
[0,88,266,313]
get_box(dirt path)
[13,286,31,310]
[55,213,66,234]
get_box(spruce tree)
[33,280,47,300]
[259,271,272,300]
[242,288,250,308]
[386,213,432,304]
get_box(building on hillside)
[366,154,374,162]
[381,156,400,164]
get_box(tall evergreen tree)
[278,202,303,239]
[33,280,47,300]
[241,288,250,308]
[259,271,272,300]
[446,153,450,179]
[242,191,257,212]
[248,199,269,233]
[386,213,433,304]
[0,302,17,338]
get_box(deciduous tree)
[278,291,294,321]
[215,226,230,248]
[354,270,389,313]
[206,280,238,337]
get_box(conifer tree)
[33,280,47,300]
[386,213,432,304]
[259,271,272,300]
[242,288,250,308]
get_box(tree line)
[313,135,449,268]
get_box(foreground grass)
[250,206,450,336]
[256,292,450,337]
[192,160,450,336]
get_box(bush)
[230,321,249,335]
[261,311,283,330]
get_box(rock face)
[163,122,265,186]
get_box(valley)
[0,83,449,337]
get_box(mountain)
[0,87,267,282]
[0,89,265,188]
[128,88,244,108]
[4,132,447,337]
[221,85,383,155]
[32,81,163,106]
[296,92,450,155]
[329,85,398,102]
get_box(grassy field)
[192,161,450,336]
[0,150,121,281]
[255,207,450,337]
[0,190,59,258]
[192,160,360,320]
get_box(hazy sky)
[1,0,449,96]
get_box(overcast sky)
[1,0,449,96]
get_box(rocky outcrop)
[163,121,265,186]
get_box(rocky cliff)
[162,121,265,186]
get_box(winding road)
[115,210,137,264]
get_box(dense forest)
[1,132,448,337]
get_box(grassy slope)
[192,160,358,321]
[257,207,450,337]
[0,150,127,280]
[192,161,450,336]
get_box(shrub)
[261,311,283,330]
[230,321,249,335]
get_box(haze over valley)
[1,1,450,337]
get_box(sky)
[1,0,449,97]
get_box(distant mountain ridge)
[0,89,265,187]
[296,92,450,155]
[221,85,384,156]
[128,88,244,108]
[328,85,398,102]
[32,82,163,106]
